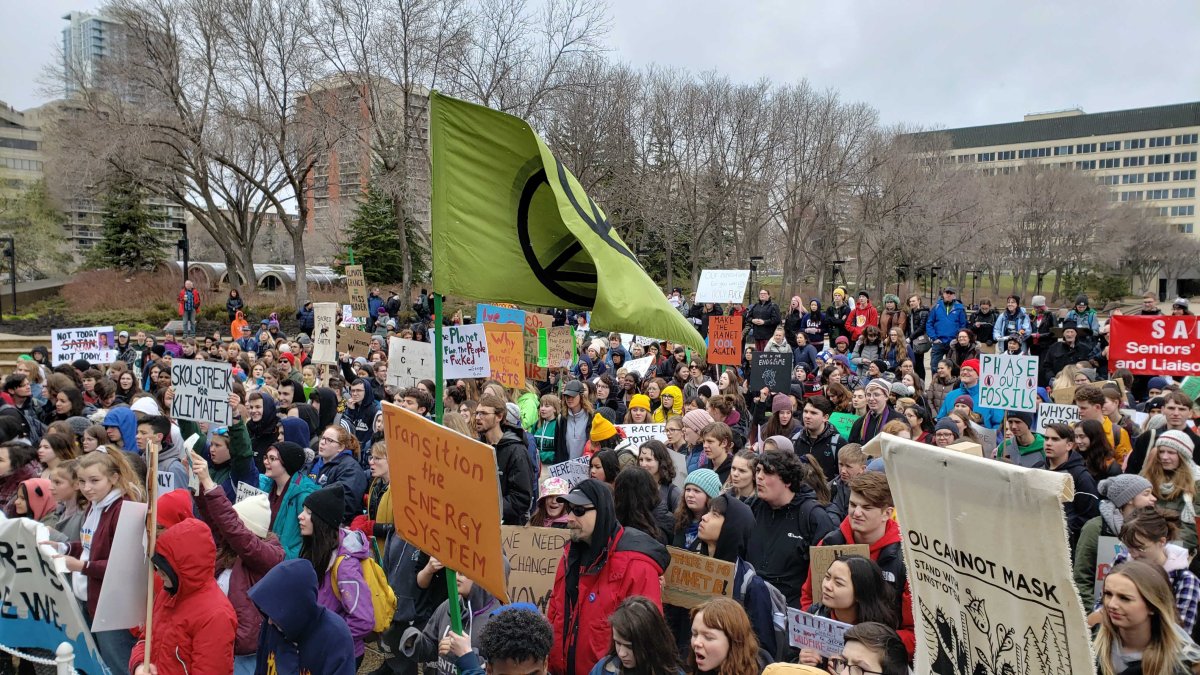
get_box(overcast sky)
[4,0,1198,129]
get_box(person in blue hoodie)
[935,358,1004,429]
[925,287,967,373]
[102,406,140,452]
[248,558,357,675]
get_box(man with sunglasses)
[546,479,669,675]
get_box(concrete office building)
[0,103,46,191]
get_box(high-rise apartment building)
[61,11,123,97]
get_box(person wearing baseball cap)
[1073,473,1157,603]
[935,358,1003,430]
[551,380,592,463]
[926,285,967,371]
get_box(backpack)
[333,554,398,634]
[736,563,790,661]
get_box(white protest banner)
[787,609,851,655]
[695,269,751,304]
[52,326,117,366]
[546,457,590,487]
[0,519,109,674]
[93,500,149,631]
[387,337,435,389]
[867,434,1094,675]
[979,353,1039,412]
[1036,402,1080,433]
[624,355,655,378]
[442,324,491,379]
[312,302,338,364]
[171,360,232,426]
[1094,535,1127,604]
[345,264,368,318]
[236,481,267,504]
[617,423,666,447]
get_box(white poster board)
[617,423,667,448]
[442,324,491,380]
[92,500,149,631]
[787,609,851,655]
[52,326,117,365]
[387,337,435,390]
[546,457,590,487]
[170,360,232,426]
[236,481,267,504]
[979,353,1039,412]
[1036,402,1080,433]
[312,302,338,364]
[624,355,655,378]
[695,269,751,304]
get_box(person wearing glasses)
[825,622,909,675]
[547,479,670,675]
[475,394,534,525]
[308,426,368,525]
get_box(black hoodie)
[341,379,381,463]
[746,484,838,606]
[1039,451,1099,552]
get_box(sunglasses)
[565,504,594,517]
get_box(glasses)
[263,454,280,463]
[565,504,594,517]
[474,410,496,418]
[320,436,339,444]
[827,657,882,675]
[666,427,682,434]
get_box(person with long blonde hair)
[1140,431,1200,552]
[1094,560,1200,675]
[688,597,761,675]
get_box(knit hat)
[67,415,92,438]
[72,359,91,372]
[685,468,723,499]
[883,293,900,308]
[871,359,890,375]
[682,409,714,434]
[505,402,522,428]
[766,435,794,453]
[834,287,847,298]
[960,359,980,374]
[771,394,792,414]
[1032,295,1047,308]
[698,382,720,398]
[304,484,345,528]
[1097,474,1154,509]
[629,394,651,411]
[954,395,974,411]
[233,494,272,538]
[835,336,850,346]
[890,382,914,398]
[865,378,891,396]
[273,441,307,476]
[1173,297,1190,311]
[1155,430,1196,463]
[934,417,960,439]
[590,413,617,443]
[1008,410,1035,428]
[1147,376,1170,392]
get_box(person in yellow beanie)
[653,385,684,424]
[584,412,625,457]
[624,394,652,424]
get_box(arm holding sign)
[192,453,284,576]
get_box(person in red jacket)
[131,518,237,675]
[177,280,201,338]
[546,479,670,675]
[844,291,879,343]
[799,472,915,659]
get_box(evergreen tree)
[336,182,427,284]
[86,180,167,272]
[0,179,71,279]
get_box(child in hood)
[12,477,58,527]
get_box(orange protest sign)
[485,322,526,389]
[384,402,508,602]
[707,315,743,366]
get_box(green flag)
[430,92,704,353]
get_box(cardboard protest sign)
[1050,386,1076,404]
[171,360,232,426]
[547,326,576,369]
[1036,402,1080,433]
[695,269,751,304]
[502,525,569,612]
[93,500,149,631]
[662,546,736,608]
[707,315,743,366]
[546,457,590,487]
[387,337,435,390]
[624,355,656,378]
[946,440,984,457]
[979,354,1039,412]
[442,324,491,380]
[337,327,374,360]
[523,312,553,381]
[477,303,525,325]
[312,302,338,364]
[0,519,108,674]
[868,434,1094,675]
[384,402,507,601]
[617,423,667,447]
[236,481,267,504]
[828,412,859,439]
[787,609,851,655]
[1094,535,1126,603]
[345,264,368,318]
[808,544,869,598]
[749,351,790,393]
[485,322,526,389]
[52,326,117,365]
[1109,315,1200,376]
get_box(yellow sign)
[484,322,525,389]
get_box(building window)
[0,137,38,151]
[1097,175,1119,185]
[1150,136,1172,147]
[1054,145,1073,156]
[1148,171,1170,182]
[1170,205,1195,216]
[1099,158,1120,169]
[1123,156,1146,167]
[1075,160,1096,170]
[1121,173,1144,184]
[957,154,975,163]
[1173,188,1196,199]
[1147,189,1169,200]
[1124,138,1146,150]
[977,152,995,162]
[1149,154,1171,165]
[1174,151,1198,163]
[1120,191,1144,202]
[1018,147,1051,159]
[1158,206,1171,216]
[1076,143,1097,154]
[1099,140,1121,152]
[1176,133,1199,145]
[997,150,1016,161]
[1174,170,1197,181]
[1180,223,1195,234]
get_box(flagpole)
[432,292,465,640]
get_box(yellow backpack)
[332,554,397,634]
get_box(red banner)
[1108,315,1200,376]
[707,315,743,366]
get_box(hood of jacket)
[312,387,339,431]
[833,514,901,555]
[281,417,311,447]
[156,489,194,528]
[292,403,320,437]
[155,518,216,597]
[613,524,671,572]
[711,495,754,563]
[338,526,371,562]
[247,392,279,438]
[20,477,55,520]
[660,385,684,416]
[103,406,139,452]
[249,558,323,641]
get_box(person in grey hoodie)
[400,557,510,675]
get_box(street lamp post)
[929,266,942,307]
[967,269,981,309]
[830,260,846,296]
[895,264,909,297]
[0,237,13,319]
[176,221,190,288]
[749,256,764,297]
